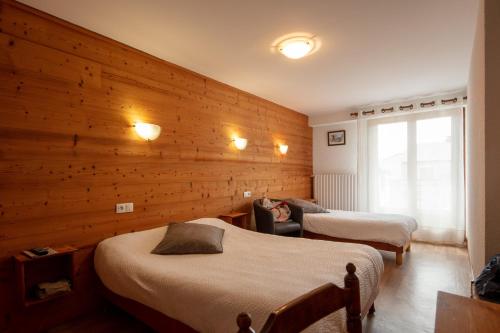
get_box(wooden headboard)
[0,0,312,331]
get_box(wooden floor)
[47,243,471,333]
[363,242,471,333]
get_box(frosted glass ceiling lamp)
[233,137,248,150]
[279,144,289,155]
[134,122,161,141]
[277,36,316,59]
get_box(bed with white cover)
[95,218,384,333]
[303,210,418,265]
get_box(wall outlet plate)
[243,191,252,198]
[116,202,134,213]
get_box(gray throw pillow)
[285,198,329,214]
[151,223,224,255]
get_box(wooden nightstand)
[219,212,250,230]
[14,246,77,307]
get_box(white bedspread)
[95,218,383,333]
[304,210,418,247]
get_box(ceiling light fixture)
[278,37,313,59]
[279,144,289,155]
[276,36,317,59]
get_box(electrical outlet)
[116,202,134,213]
[243,191,252,198]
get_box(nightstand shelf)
[23,289,74,307]
[219,212,250,230]
[14,246,77,307]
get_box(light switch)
[116,202,134,213]
[243,191,252,198]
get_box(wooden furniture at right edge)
[435,291,500,333]
[303,230,411,265]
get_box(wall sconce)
[279,144,289,155]
[134,122,161,141]
[233,137,248,150]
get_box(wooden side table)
[435,291,500,332]
[14,246,77,307]
[219,212,250,230]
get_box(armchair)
[253,199,303,237]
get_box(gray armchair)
[253,199,303,237]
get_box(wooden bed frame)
[303,230,411,265]
[101,263,369,333]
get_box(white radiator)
[313,174,357,211]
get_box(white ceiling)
[20,0,478,115]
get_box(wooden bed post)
[396,251,403,265]
[396,240,413,265]
[237,313,256,333]
[344,263,362,333]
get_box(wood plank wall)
[0,1,312,331]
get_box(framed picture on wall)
[327,130,346,146]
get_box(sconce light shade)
[279,144,289,155]
[134,122,161,141]
[233,137,248,150]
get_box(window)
[365,109,464,244]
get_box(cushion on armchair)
[262,198,291,222]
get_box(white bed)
[303,210,418,265]
[95,218,384,333]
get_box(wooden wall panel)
[0,1,312,331]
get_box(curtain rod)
[355,93,466,120]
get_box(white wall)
[313,121,358,175]
[466,0,485,276]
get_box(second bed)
[302,209,418,265]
